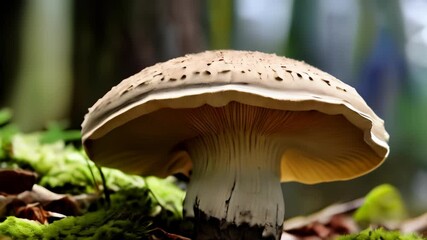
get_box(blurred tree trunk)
[71,1,152,129]
[9,0,73,131]
[70,0,205,128]
[0,1,23,104]
[161,0,205,59]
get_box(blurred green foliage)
[354,184,407,227]
[0,217,44,240]
[207,0,234,49]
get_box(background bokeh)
[1,0,426,218]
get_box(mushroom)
[81,50,389,239]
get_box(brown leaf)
[0,169,37,195]
[43,196,80,216]
[17,184,64,203]
[329,214,359,235]
[401,212,427,237]
[15,203,49,224]
[312,222,331,238]
[1,184,99,222]
[284,198,363,230]
[17,184,98,216]
[149,227,192,240]
[283,199,362,240]
[0,195,14,217]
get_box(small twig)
[96,165,110,207]
[85,158,100,193]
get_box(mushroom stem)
[184,131,285,239]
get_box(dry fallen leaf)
[149,227,192,240]
[1,184,99,223]
[0,169,37,195]
[15,202,50,224]
[282,199,363,240]
[400,212,427,237]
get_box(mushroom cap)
[81,50,389,184]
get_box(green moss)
[41,187,174,239]
[145,176,185,218]
[43,210,150,240]
[0,217,43,239]
[0,187,181,239]
[354,184,407,226]
[0,109,13,126]
[6,133,150,194]
[338,228,425,240]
